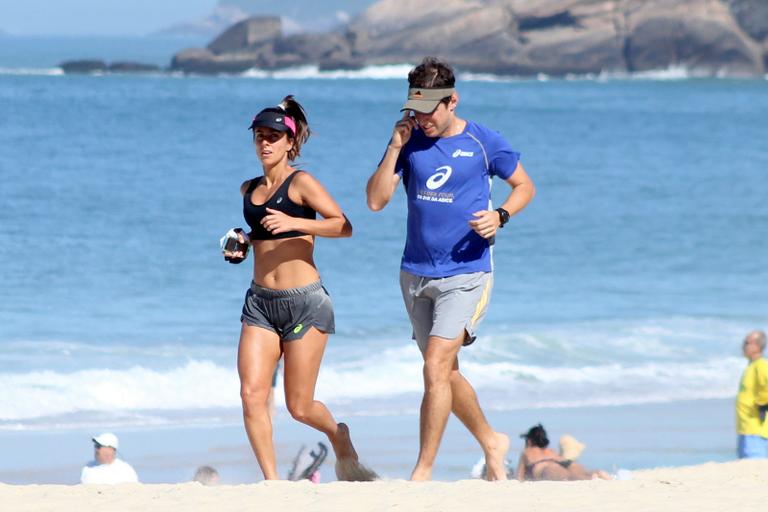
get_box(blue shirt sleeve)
[486,130,520,180]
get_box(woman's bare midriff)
[251,236,320,289]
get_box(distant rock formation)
[725,0,768,67]
[208,15,281,54]
[60,60,160,74]
[171,16,358,73]
[169,0,768,77]
[107,62,161,73]
[60,60,108,73]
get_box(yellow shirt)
[736,358,768,437]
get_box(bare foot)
[329,423,358,462]
[331,423,379,482]
[335,458,379,482]
[483,432,510,481]
[410,466,432,481]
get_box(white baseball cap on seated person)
[92,432,119,450]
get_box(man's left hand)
[469,210,501,239]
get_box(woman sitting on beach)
[222,95,369,481]
[515,424,611,481]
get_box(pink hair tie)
[283,115,296,136]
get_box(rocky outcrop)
[59,60,160,74]
[207,16,281,54]
[171,16,359,73]
[169,0,768,77]
[726,0,768,67]
[60,60,108,73]
[727,0,768,41]
[489,0,626,75]
[622,0,764,76]
[108,62,161,73]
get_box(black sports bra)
[243,171,317,240]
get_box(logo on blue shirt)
[426,166,452,190]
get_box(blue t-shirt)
[395,120,520,277]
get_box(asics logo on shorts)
[426,166,452,190]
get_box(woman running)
[222,95,371,481]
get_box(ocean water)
[1,37,767,479]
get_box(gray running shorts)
[399,270,493,352]
[241,281,335,341]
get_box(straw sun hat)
[559,435,586,461]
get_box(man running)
[366,56,535,481]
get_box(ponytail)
[277,95,310,161]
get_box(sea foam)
[241,64,414,80]
[0,63,751,82]
[0,67,64,76]
[0,338,745,428]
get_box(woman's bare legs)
[538,463,571,481]
[282,327,358,462]
[238,322,282,479]
[568,462,612,480]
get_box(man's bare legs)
[449,361,510,480]
[410,332,509,481]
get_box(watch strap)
[496,207,510,227]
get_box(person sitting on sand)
[515,424,610,481]
[471,433,585,479]
[192,465,220,485]
[80,432,139,484]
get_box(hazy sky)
[0,0,217,35]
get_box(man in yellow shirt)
[736,330,768,458]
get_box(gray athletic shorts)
[241,281,335,341]
[400,270,493,352]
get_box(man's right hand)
[389,112,417,149]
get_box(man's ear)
[449,93,459,111]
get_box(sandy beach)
[3,459,767,512]
[0,399,738,485]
